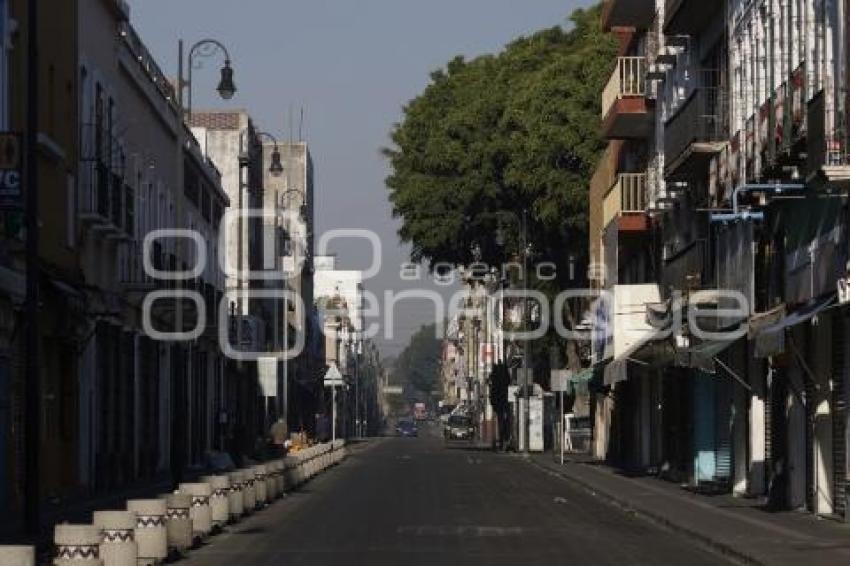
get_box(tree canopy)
[384,4,616,279]
[396,323,442,395]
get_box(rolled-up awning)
[678,338,737,372]
[602,331,668,386]
[754,293,836,357]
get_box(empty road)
[183,425,730,566]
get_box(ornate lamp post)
[177,38,237,119]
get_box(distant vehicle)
[413,402,427,421]
[396,419,418,437]
[444,414,474,442]
[439,403,457,424]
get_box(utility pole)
[24,0,40,536]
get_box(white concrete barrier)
[178,482,213,539]
[240,468,256,513]
[283,456,299,488]
[264,462,278,500]
[200,475,230,528]
[92,511,137,566]
[162,492,192,554]
[253,464,268,507]
[126,499,167,565]
[0,546,34,566]
[227,470,244,519]
[54,524,102,566]
[268,460,282,497]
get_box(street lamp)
[240,130,284,178]
[178,38,237,118]
[494,209,531,452]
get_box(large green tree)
[384,4,615,283]
[396,323,442,395]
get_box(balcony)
[601,57,652,139]
[664,0,723,35]
[79,123,133,238]
[602,173,648,232]
[665,83,727,178]
[601,0,656,31]
[120,240,161,296]
[807,89,850,190]
[79,159,113,229]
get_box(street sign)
[382,385,403,395]
[323,364,344,387]
[0,133,22,209]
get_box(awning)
[646,296,686,331]
[754,294,836,357]
[603,331,664,386]
[678,338,737,372]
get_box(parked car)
[444,414,474,442]
[396,419,418,437]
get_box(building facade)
[591,0,850,517]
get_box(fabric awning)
[678,338,738,373]
[754,294,836,358]
[603,331,663,386]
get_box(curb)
[523,457,764,566]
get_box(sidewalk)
[525,453,850,566]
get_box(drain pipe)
[711,183,805,223]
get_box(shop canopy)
[602,331,671,386]
[754,293,836,357]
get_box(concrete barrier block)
[200,475,231,528]
[92,511,137,566]
[178,483,213,538]
[253,464,268,507]
[161,493,192,553]
[239,468,256,512]
[226,470,244,519]
[54,523,103,566]
[126,499,167,565]
[0,546,35,566]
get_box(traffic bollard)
[161,492,192,555]
[226,470,244,519]
[200,475,230,529]
[54,524,102,566]
[253,464,268,508]
[92,511,137,566]
[178,482,213,540]
[239,468,256,513]
[126,499,167,565]
[0,546,34,566]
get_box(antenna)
[288,104,293,144]
[299,107,304,142]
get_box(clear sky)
[128,0,595,357]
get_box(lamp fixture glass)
[217,61,236,100]
[269,147,284,177]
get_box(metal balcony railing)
[602,57,646,119]
[603,173,647,228]
[664,84,728,169]
[121,240,160,289]
[78,159,112,221]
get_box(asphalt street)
[183,425,731,566]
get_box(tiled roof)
[189,111,242,130]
